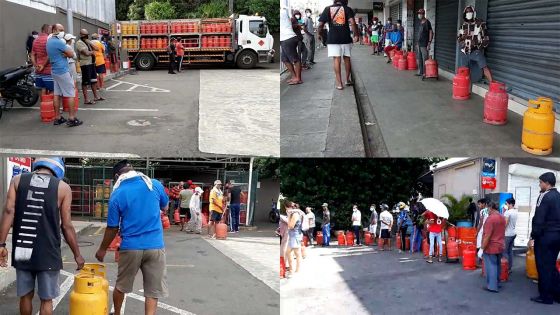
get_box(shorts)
[34,74,54,91]
[180,207,189,216]
[95,64,107,74]
[371,35,379,43]
[210,210,222,222]
[459,49,487,68]
[369,224,377,235]
[80,64,98,86]
[116,249,168,298]
[327,44,352,57]
[52,72,75,97]
[381,229,391,239]
[288,232,301,249]
[280,36,301,64]
[16,269,60,300]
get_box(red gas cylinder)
[398,54,408,71]
[337,231,346,246]
[377,237,384,248]
[216,223,228,239]
[422,238,429,257]
[483,81,508,125]
[162,215,171,229]
[453,67,471,100]
[447,227,457,239]
[424,57,438,79]
[108,234,121,251]
[392,54,401,69]
[280,257,286,278]
[446,238,459,260]
[62,88,79,112]
[40,93,55,122]
[500,257,509,282]
[396,233,402,249]
[316,231,323,245]
[407,52,417,70]
[346,231,355,246]
[462,245,476,270]
[303,235,309,247]
[364,232,373,246]
[405,236,410,250]
[202,37,208,48]
[173,209,180,224]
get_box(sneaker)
[53,117,67,125]
[228,231,236,234]
[67,118,83,127]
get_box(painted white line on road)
[0,148,140,158]
[105,81,124,90]
[42,270,75,315]
[106,79,170,93]
[109,286,196,315]
[10,107,159,112]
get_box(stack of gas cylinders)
[170,22,199,33]
[121,22,138,35]
[122,38,138,49]
[201,22,232,33]
[201,36,231,48]
[140,38,169,49]
[140,22,168,34]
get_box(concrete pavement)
[281,243,558,315]
[351,45,560,157]
[280,48,365,157]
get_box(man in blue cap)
[0,157,84,315]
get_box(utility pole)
[66,1,74,35]
[229,0,234,15]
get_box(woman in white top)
[503,197,518,272]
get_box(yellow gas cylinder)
[81,263,110,305]
[103,186,110,199]
[521,97,555,156]
[94,202,102,218]
[526,246,538,280]
[69,274,108,315]
[102,202,109,217]
[95,185,103,199]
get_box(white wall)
[7,0,116,23]
[432,159,481,200]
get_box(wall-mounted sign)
[6,157,32,192]
[482,158,496,177]
[481,176,496,190]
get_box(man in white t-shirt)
[379,204,393,250]
[305,207,316,246]
[280,1,302,85]
[352,205,362,246]
[369,204,378,241]
[503,197,518,272]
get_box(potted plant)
[441,194,472,226]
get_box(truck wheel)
[236,50,257,69]
[135,53,155,71]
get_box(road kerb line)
[109,286,196,315]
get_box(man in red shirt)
[482,202,506,292]
[423,210,445,263]
[31,24,54,97]
[175,38,185,72]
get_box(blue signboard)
[482,158,496,177]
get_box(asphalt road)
[0,61,278,157]
[0,226,279,315]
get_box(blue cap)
[32,157,65,179]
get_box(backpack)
[301,212,310,232]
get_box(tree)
[194,0,229,18]
[116,0,134,20]
[235,0,278,33]
[127,0,152,20]
[144,1,178,20]
[253,158,279,179]
[442,194,472,225]
[279,159,438,230]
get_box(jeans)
[400,225,409,251]
[307,228,314,245]
[416,45,429,75]
[483,253,502,291]
[411,226,422,253]
[322,223,330,246]
[176,55,184,71]
[353,225,360,245]
[168,54,175,73]
[298,40,308,66]
[230,203,240,232]
[303,34,315,63]
[503,235,516,271]
[429,232,442,257]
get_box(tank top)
[12,172,62,271]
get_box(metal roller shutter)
[435,0,459,72]
[390,2,402,22]
[486,0,560,110]
[412,0,424,46]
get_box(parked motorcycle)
[269,199,279,223]
[0,64,39,120]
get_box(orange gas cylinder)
[462,245,476,270]
[422,238,429,257]
[40,93,55,122]
[424,57,438,79]
[225,37,231,47]
[303,235,309,247]
[108,234,121,251]
[337,231,346,246]
[405,236,410,250]
[453,67,471,100]
[280,256,286,278]
[365,232,373,246]
[526,246,538,279]
[377,237,384,248]
[398,55,408,71]
[389,49,396,60]
[202,37,208,48]
[173,209,180,224]
[105,59,110,70]
[62,88,79,112]
[162,215,171,229]
[521,97,555,156]
[346,231,355,246]
[156,38,163,49]
[392,53,401,69]
[499,257,509,282]
[407,51,417,70]
[316,231,323,244]
[446,238,459,260]
[483,81,508,125]
[216,223,227,239]
[447,227,457,239]
[396,233,402,249]
[141,24,146,34]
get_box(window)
[249,20,267,38]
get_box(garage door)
[390,1,402,22]
[486,0,560,111]
[434,0,459,72]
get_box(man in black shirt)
[415,9,433,78]
[467,197,477,226]
[229,185,242,233]
[529,172,560,304]
[317,0,359,90]
[168,38,176,74]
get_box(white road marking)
[0,148,140,158]
[109,286,196,315]
[11,107,159,112]
[105,79,170,93]
[105,81,124,90]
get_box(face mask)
[370,207,374,211]
[295,15,301,19]
[418,14,424,19]
[306,12,311,17]
[56,31,65,39]
[466,12,474,20]
[397,23,401,27]
[32,34,38,39]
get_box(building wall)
[432,158,482,200]
[0,1,111,70]
[255,178,280,223]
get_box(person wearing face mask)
[457,6,493,83]
[76,29,102,105]
[415,9,433,79]
[91,34,107,91]
[292,10,309,70]
[369,204,378,242]
[280,2,303,85]
[31,24,54,98]
[369,18,381,55]
[26,31,38,61]
[46,24,83,127]
[351,205,362,246]
[63,34,78,85]
[384,23,403,64]
[303,9,316,66]
[381,17,393,56]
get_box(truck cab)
[234,15,274,68]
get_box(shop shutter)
[434,0,459,72]
[390,2,402,22]
[486,0,560,110]
[412,0,424,46]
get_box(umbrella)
[420,198,449,219]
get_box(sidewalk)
[281,47,365,157]
[351,45,560,157]
[0,220,104,292]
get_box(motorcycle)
[0,64,39,120]
[269,199,279,223]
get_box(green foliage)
[279,159,436,230]
[127,0,151,20]
[195,0,229,18]
[235,0,278,33]
[442,194,472,224]
[116,0,134,20]
[253,158,279,179]
[144,1,178,20]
